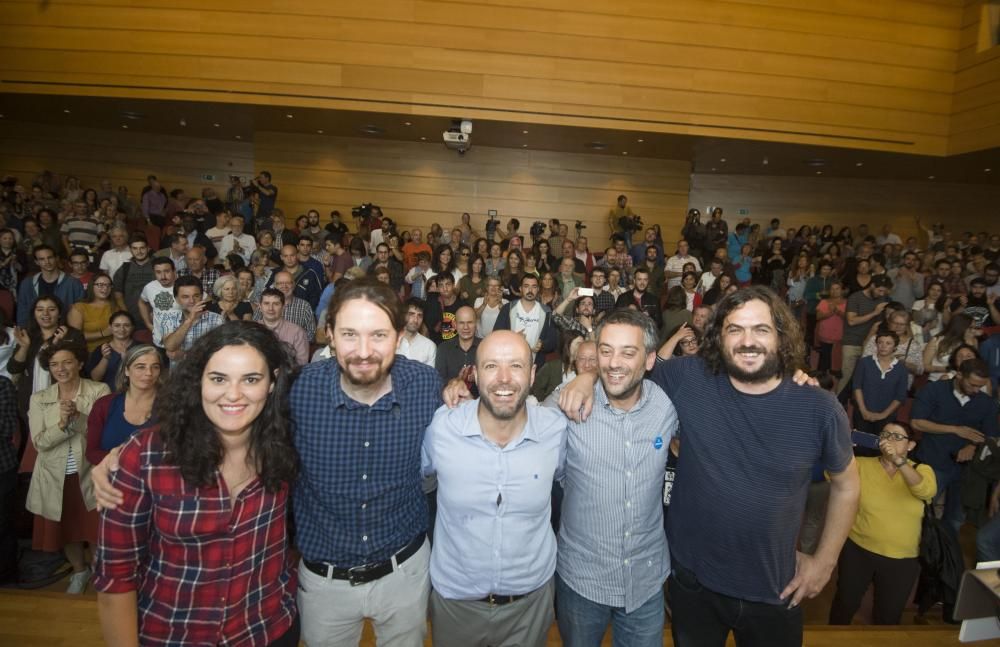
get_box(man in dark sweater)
[912,358,999,537]
[423,274,468,344]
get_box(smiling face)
[47,349,81,384]
[126,349,161,390]
[34,298,59,330]
[330,297,398,388]
[201,344,272,439]
[721,299,781,384]
[475,331,533,421]
[597,322,654,405]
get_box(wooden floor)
[0,589,961,647]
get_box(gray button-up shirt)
[555,379,679,612]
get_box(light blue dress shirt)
[422,400,567,600]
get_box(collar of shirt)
[327,359,402,412]
[952,382,971,407]
[874,356,900,378]
[455,398,539,445]
[594,376,653,413]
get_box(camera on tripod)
[529,221,547,238]
[485,213,499,238]
[575,220,587,235]
[351,203,381,229]
[619,214,643,233]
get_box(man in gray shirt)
[889,251,924,310]
[552,309,679,646]
[838,274,892,395]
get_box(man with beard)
[553,309,679,646]
[616,267,662,328]
[494,274,558,368]
[950,276,1000,328]
[556,286,859,647]
[552,290,597,339]
[397,298,436,367]
[423,330,566,647]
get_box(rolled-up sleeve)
[93,435,151,593]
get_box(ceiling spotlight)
[637,138,644,143]
[586,142,607,151]
[762,157,769,165]
[0,114,4,119]
[928,175,935,180]
[235,135,241,139]
[285,114,294,119]
[361,125,383,135]
[179,118,187,127]
[213,123,221,128]
[522,144,528,148]
[720,158,726,162]
[404,121,412,126]
[317,129,324,134]
[622,151,628,155]
[985,168,992,173]
[711,167,716,172]
[121,124,128,129]
[63,108,71,114]
[855,162,864,167]
[816,171,822,175]
[522,130,529,134]
[420,136,426,141]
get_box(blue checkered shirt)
[291,356,443,565]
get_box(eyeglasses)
[679,338,699,347]
[460,251,471,256]
[879,431,909,442]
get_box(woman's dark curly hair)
[156,320,298,492]
[700,285,806,378]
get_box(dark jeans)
[828,538,919,625]
[668,563,802,647]
[817,342,834,372]
[264,615,300,647]
[555,573,664,647]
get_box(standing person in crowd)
[94,322,300,646]
[838,275,892,395]
[161,276,226,357]
[137,258,179,352]
[852,330,909,434]
[474,276,507,339]
[616,267,662,328]
[607,195,635,246]
[68,272,118,352]
[704,207,728,257]
[424,273,469,344]
[494,274,558,368]
[402,228,433,271]
[218,215,256,267]
[923,313,978,381]
[435,306,479,383]
[99,226,131,280]
[911,358,999,537]
[207,274,254,322]
[28,339,111,593]
[112,235,155,341]
[829,422,936,625]
[16,245,84,327]
[139,176,168,225]
[558,286,859,647]
[251,170,279,221]
[889,251,925,310]
[85,311,138,391]
[425,331,566,647]
[256,270,317,341]
[397,298,437,367]
[665,240,701,290]
[912,281,948,341]
[258,288,310,367]
[85,344,161,466]
[178,245,220,298]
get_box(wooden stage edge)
[0,590,962,647]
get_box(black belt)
[303,533,425,586]
[477,592,529,606]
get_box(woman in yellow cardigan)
[828,422,936,624]
[26,339,111,594]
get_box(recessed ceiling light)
[711,167,716,172]
[317,129,324,134]
[805,159,826,167]
[928,175,935,180]
[522,144,528,148]
[637,138,644,143]
[235,135,241,139]
[286,114,294,119]
[420,136,426,141]
[522,130,529,134]
[622,151,628,155]
[0,114,4,119]
[403,121,412,126]
[816,171,822,175]
[762,157,769,165]
[586,142,607,151]
[63,108,71,114]
[213,123,221,128]
[855,162,864,167]
[120,111,144,121]
[121,124,128,129]
[720,158,727,163]
[178,119,186,127]
[361,125,383,135]
[985,168,992,173]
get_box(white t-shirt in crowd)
[510,300,543,350]
[397,333,437,367]
[99,247,133,278]
[474,297,508,338]
[140,280,179,346]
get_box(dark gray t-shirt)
[652,356,852,604]
[843,290,885,345]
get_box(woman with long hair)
[531,332,586,401]
[86,311,139,391]
[473,237,489,263]
[0,228,20,293]
[86,344,162,466]
[534,240,557,274]
[787,254,813,322]
[501,250,525,299]
[538,271,560,310]
[208,274,254,322]
[701,273,733,307]
[68,271,119,352]
[429,243,459,283]
[912,280,948,341]
[485,241,505,278]
[923,313,978,381]
[27,339,111,593]
[95,322,300,646]
[458,255,487,303]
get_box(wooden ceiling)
[1,93,997,186]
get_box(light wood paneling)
[0,121,254,202]
[689,173,1000,246]
[0,0,968,155]
[255,132,690,244]
[949,0,1000,154]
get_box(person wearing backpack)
[828,422,936,625]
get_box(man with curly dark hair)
[556,285,860,647]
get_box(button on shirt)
[422,400,567,600]
[291,357,443,566]
[555,380,678,612]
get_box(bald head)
[476,330,534,421]
[455,305,477,342]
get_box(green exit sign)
[738,208,750,215]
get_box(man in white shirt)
[665,240,702,289]
[218,214,256,265]
[204,210,232,253]
[493,274,557,367]
[697,258,725,294]
[397,298,437,367]
[876,224,903,247]
[138,257,180,348]
[99,226,132,278]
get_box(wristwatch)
[894,458,907,467]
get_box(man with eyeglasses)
[67,248,94,290]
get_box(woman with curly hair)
[94,321,300,646]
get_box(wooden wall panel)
[950,0,1000,154]
[0,121,254,205]
[689,174,1000,247]
[0,0,968,155]
[255,132,690,244]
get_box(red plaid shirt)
[93,427,296,646]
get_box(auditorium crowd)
[0,169,998,646]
